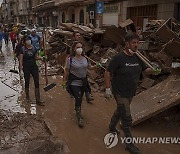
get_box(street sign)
[90,11,95,20]
[96,1,104,14]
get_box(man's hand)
[153,68,161,75]
[105,88,113,100]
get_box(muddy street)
[0,41,180,154]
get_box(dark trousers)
[0,41,2,51]
[71,85,84,109]
[23,65,39,89]
[11,40,16,50]
[109,94,133,129]
[4,39,8,46]
[85,80,91,94]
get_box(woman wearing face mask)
[19,36,44,106]
[63,42,96,128]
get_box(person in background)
[3,27,9,47]
[0,28,4,55]
[63,42,97,128]
[13,25,19,34]
[19,36,44,106]
[14,34,24,61]
[136,27,143,40]
[10,29,17,51]
[104,32,161,154]
[29,28,41,52]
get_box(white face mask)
[25,40,31,46]
[76,48,83,55]
[128,48,137,55]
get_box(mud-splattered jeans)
[109,94,133,130]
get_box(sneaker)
[125,143,141,154]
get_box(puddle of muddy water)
[0,81,25,113]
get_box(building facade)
[98,0,180,28]
[0,0,33,25]
[18,0,33,24]
[55,0,95,26]
[0,0,179,28]
[125,0,180,29]
[0,0,8,24]
[32,0,58,27]
[0,0,16,24]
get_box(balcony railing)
[55,0,87,6]
[32,0,55,10]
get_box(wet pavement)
[0,40,180,154]
[0,42,24,113]
[0,41,65,154]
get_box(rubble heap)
[43,18,180,93]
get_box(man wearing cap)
[104,32,161,154]
[29,29,41,52]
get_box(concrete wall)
[158,3,175,20]
[102,2,119,26]
[120,0,128,21]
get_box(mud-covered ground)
[0,110,65,154]
[0,41,180,154]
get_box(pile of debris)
[0,110,66,154]
[43,18,180,93]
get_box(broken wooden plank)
[53,29,73,37]
[156,18,178,43]
[140,78,155,89]
[131,74,180,125]
[104,26,126,45]
[119,19,134,28]
[72,25,93,34]
[163,38,180,57]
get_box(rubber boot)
[85,92,94,103]
[35,88,44,106]
[75,107,84,128]
[109,113,120,135]
[123,127,140,154]
[25,88,30,101]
